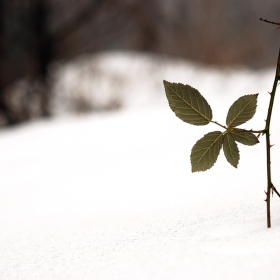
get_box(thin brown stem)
[264,48,280,228]
[260,17,280,26]
[272,184,280,198]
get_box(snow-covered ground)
[1,52,280,279]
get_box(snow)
[1,52,280,279]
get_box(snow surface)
[1,52,280,279]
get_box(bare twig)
[272,184,280,198]
[260,17,280,26]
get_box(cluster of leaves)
[163,80,259,172]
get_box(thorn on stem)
[264,190,268,201]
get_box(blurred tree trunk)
[30,0,52,117]
[133,0,161,52]
[0,1,14,124]
[0,0,53,125]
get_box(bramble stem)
[272,184,280,198]
[264,48,280,228]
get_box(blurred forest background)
[1,0,280,126]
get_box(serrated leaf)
[226,94,258,127]
[230,130,259,146]
[163,80,212,125]
[191,131,223,172]
[223,133,239,168]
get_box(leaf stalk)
[210,120,227,129]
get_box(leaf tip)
[163,80,170,86]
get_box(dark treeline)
[0,0,280,126]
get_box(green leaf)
[163,80,212,126]
[230,130,259,146]
[226,94,258,127]
[191,131,223,172]
[223,133,239,168]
